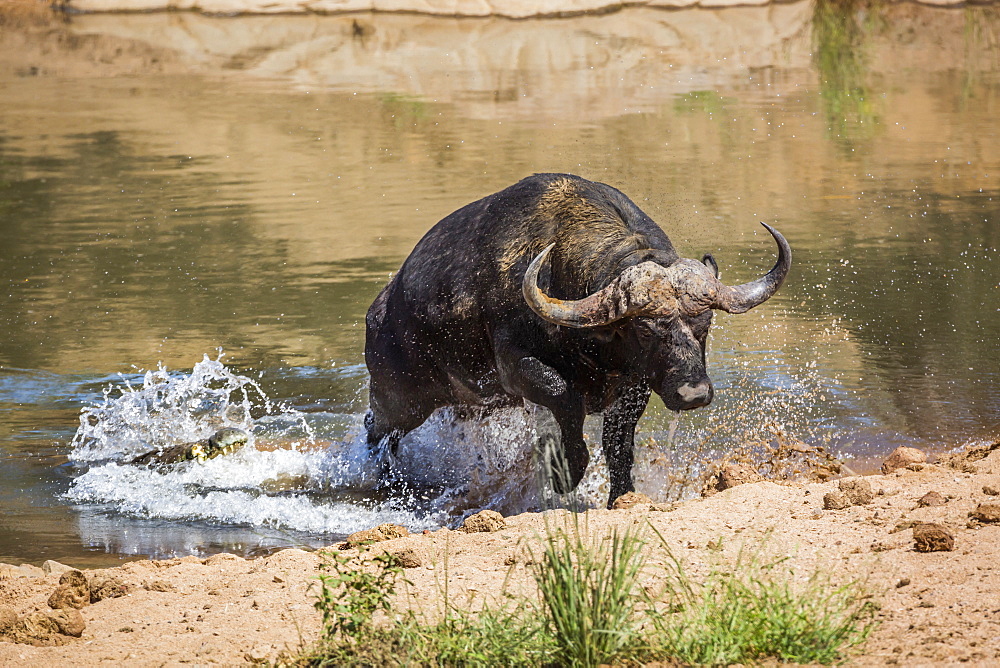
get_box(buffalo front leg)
[531,399,589,495]
[494,338,589,494]
[602,384,652,508]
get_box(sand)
[2,442,1000,666]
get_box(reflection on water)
[813,0,883,146]
[0,3,998,566]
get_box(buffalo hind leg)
[364,392,439,473]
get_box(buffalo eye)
[634,318,659,344]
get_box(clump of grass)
[294,545,554,667]
[646,529,878,665]
[528,521,647,667]
[391,602,553,667]
[296,600,552,667]
[292,525,877,667]
[313,547,404,640]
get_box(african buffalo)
[364,173,791,508]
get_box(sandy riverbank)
[2,441,1000,665]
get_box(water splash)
[65,353,432,540]
[69,352,307,461]
[65,354,585,542]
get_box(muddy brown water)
[0,3,997,567]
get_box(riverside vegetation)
[290,519,878,667]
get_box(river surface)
[0,3,998,566]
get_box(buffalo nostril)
[675,381,713,409]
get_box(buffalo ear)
[702,253,719,278]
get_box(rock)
[374,523,410,540]
[41,560,74,577]
[0,606,18,632]
[5,609,84,646]
[89,573,133,602]
[838,477,874,505]
[881,446,927,474]
[461,510,506,533]
[47,570,90,610]
[703,463,764,496]
[60,569,89,588]
[8,611,65,646]
[917,491,947,507]
[970,503,1000,524]
[18,564,45,578]
[203,552,244,565]
[390,548,422,568]
[823,476,875,510]
[0,564,35,580]
[611,491,653,509]
[717,463,764,490]
[983,486,999,496]
[823,490,851,510]
[144,580,175,592]
[343,529,380,547]
[46,609,85,637]
[913,522,955,552]
[345,523,410,547]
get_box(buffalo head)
[522,222,792,411]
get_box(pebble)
[839,477,874,505]
[823,491,851,510]
[881,446,927,474]
[460,510,505,533]
[390,548,422,568]
[41,560,75,577]
[913,522,955,552]
[345,523,410,547]
[611,491,653,509]
[917,491,946,508]
[970,503,1000,523]
[703,463,763,495]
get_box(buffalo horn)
[709,223,792,314]
[521,244,652,328]
[522,223,791,327]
